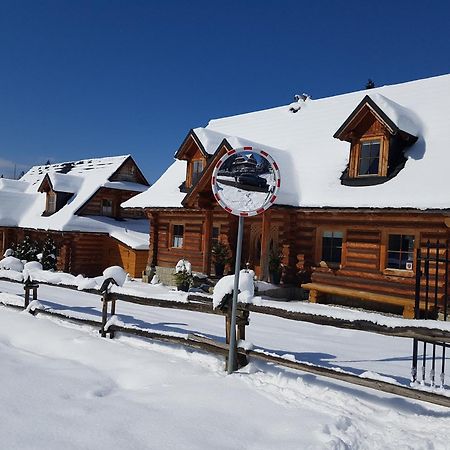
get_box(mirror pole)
[227,215,245,374]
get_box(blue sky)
[0,0,449,181]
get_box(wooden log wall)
[0,227,147,278]
[149,207,295,277]
[78,187,144,219]
[298,210,450,305]
[102,238,148,278]
[144,205,450,308]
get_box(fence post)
[100,292,108,338]
[99,277,118,339]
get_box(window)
[387,234,415,270]
[191,160,204,185]
[321,231,343,264]
[46,192,56,214]
[172,225,184,248]
[101,199,113,216]
[358,139,381,176]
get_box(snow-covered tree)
[41,235,57,270]
[15,236,40,262]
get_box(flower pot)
[177,282,190,292]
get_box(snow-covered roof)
[123,160,187,209]
[192,128,228,155]
[125,73,450,210]
[47,172,83,193]
[365,93,420,137]
[0,155,149,249]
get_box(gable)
[109,157,149,185]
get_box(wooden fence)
[1,277,450,408]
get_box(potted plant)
[173,270,192,291]
[174,259,193,291]
[211,242,230,277]
[269,251,283,285]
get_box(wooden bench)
[301,282,434,319]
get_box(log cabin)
[123,74,450,316]
[0,155,150,277]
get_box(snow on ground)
[1,301,450,449]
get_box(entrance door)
[249,224,262,278]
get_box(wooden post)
[148,212,159,267]
[260,210,271,281]
[202,210,213,275]
[236,308,249,368]
[225,307,232,344]
[100,293,108,338]
[33,286,38,300]
[24,288,30,308]
[110,299,116,339]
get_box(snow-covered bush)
[174,259,193,291]
[0,256,24,272]
[15,236,40,262]
[212,270,255,309]
[103,266,128,287]
[41,236,57,271]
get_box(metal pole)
[227,215,244,374]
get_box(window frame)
[171,224,185,249]
[188,158,205,187]
[101,199,113,216]
[315,227,346,269]
[349,135,389,178]
[46,191,57,214]
[381,229,419,277]
[357,138,382,177]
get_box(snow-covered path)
[1,307,450,449]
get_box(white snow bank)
[105,315,125,330]
[212,270,255,309]
[103,266,128,287]
[5,307,450,449]
[0,257,24,272]
[24,261,43,271]
[0,269,23,282]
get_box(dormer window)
[46,192,57,214]
[334,94,418,186]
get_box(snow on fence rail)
[2,274,450,343]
